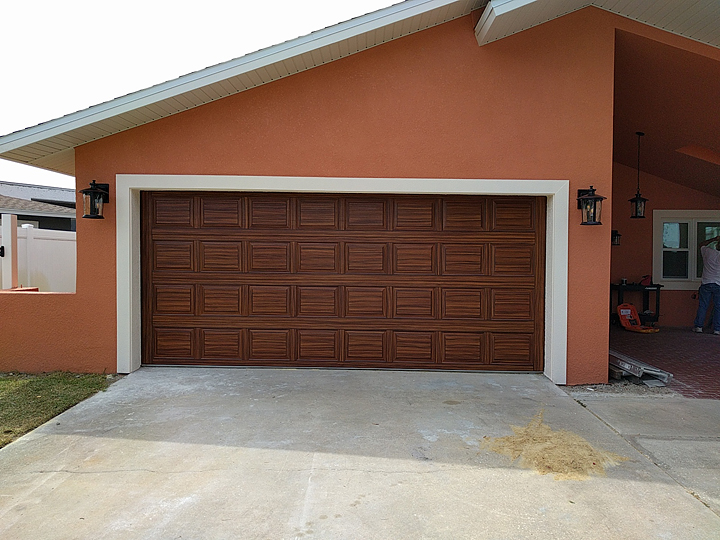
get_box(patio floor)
[609,325,720,399]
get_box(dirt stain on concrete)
[481,411,628,480]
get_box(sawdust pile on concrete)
[481,411,628,480]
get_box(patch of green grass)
[0,372,114,449]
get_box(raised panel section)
[345,331,385,361]
[298,198,339,229]
[346,243,387,274]
[154,198,193,226]
[394,288,435,318]
[200,242,241,271]
[201,197,242,227]
[346,287,386,317]
[249,197,291,229]
[442,244,486,275]
[154,241,193,271]
[492,198,534,231]
[442,289,484,319]
[298,243,339,273]
[298,287,339,317]
[297,331,339,361]
[443,199,483,231]
[346,199,387,230]
[200,286,241,314]
[394,332,434,362]
[248,242,291,272]
[154,329,194,359]
[155,285,194,314]
[442,333,484,363]
[491,289,533,320]
[394,199,435,230]
[394,244,437,274]
[490,334,533,366]
[492,245,534,276]
[248,330,291,360]
[201,330,242,359]
[249,286,291,316]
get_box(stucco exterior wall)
[4,7,701,384]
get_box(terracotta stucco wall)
[2,8,625,382]
[611,162,720,326]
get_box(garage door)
[141,193,545,370]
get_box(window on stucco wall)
[653,210,720,290]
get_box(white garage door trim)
[116,175,569,384]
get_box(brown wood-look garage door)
[141,193,545,370]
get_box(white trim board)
[116,175,569,383]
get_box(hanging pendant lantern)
[630,131,648,218]
[79,181,110,219]
[577,185,606,225]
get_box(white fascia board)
[0,0,466,155]
[476,0,541,44]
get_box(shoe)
[692,327,703,333]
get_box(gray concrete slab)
[1,368,719,539]
[572,393,720,518]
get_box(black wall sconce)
[630,131,648,218]
[79,181,110,219]
[611,229,622,246]
[577,185,606,225]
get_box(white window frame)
[653,210,720,290]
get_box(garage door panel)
[154,328,195,359]
[249,197,291,229]
[393,244,437,274]
[248,242,291,272]
[200,286,241,314]
[394,332,435,362]
[298,287,339,317]
[298,198,339,229]
[346,243,388,274]
[249,286,292,316]
[200,242,242,271]
[201,329,243,359]
[345,331,386,362]
[154,197,194,227]
[143,193,544,370]
[298,243,340,273]
[441,288,485,319]
[491,198,535,231]
[154,285,195,314]
[394,288,435,318]
[298,330,339,361]
[201,197,243,227]
[154,241,194,271]
[249,330,292,360]
[394,199,436,230]
[346,199,388,230]
[346,287,387,317]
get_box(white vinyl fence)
[0,221,76,292]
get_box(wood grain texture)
[142,192,545,370]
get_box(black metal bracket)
[577,189,593,209]
[0,246,4,257]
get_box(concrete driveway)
[0,368,718,539]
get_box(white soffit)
[476,0,720,47]
[0,0,487,177]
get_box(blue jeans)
[694,283,720,332]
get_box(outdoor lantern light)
[611,229,622,246]
[79,181,110,219]
[577,185,606,225]
[630,131,649,218]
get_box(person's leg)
[694,284,712,330]
[710,284,720,334]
